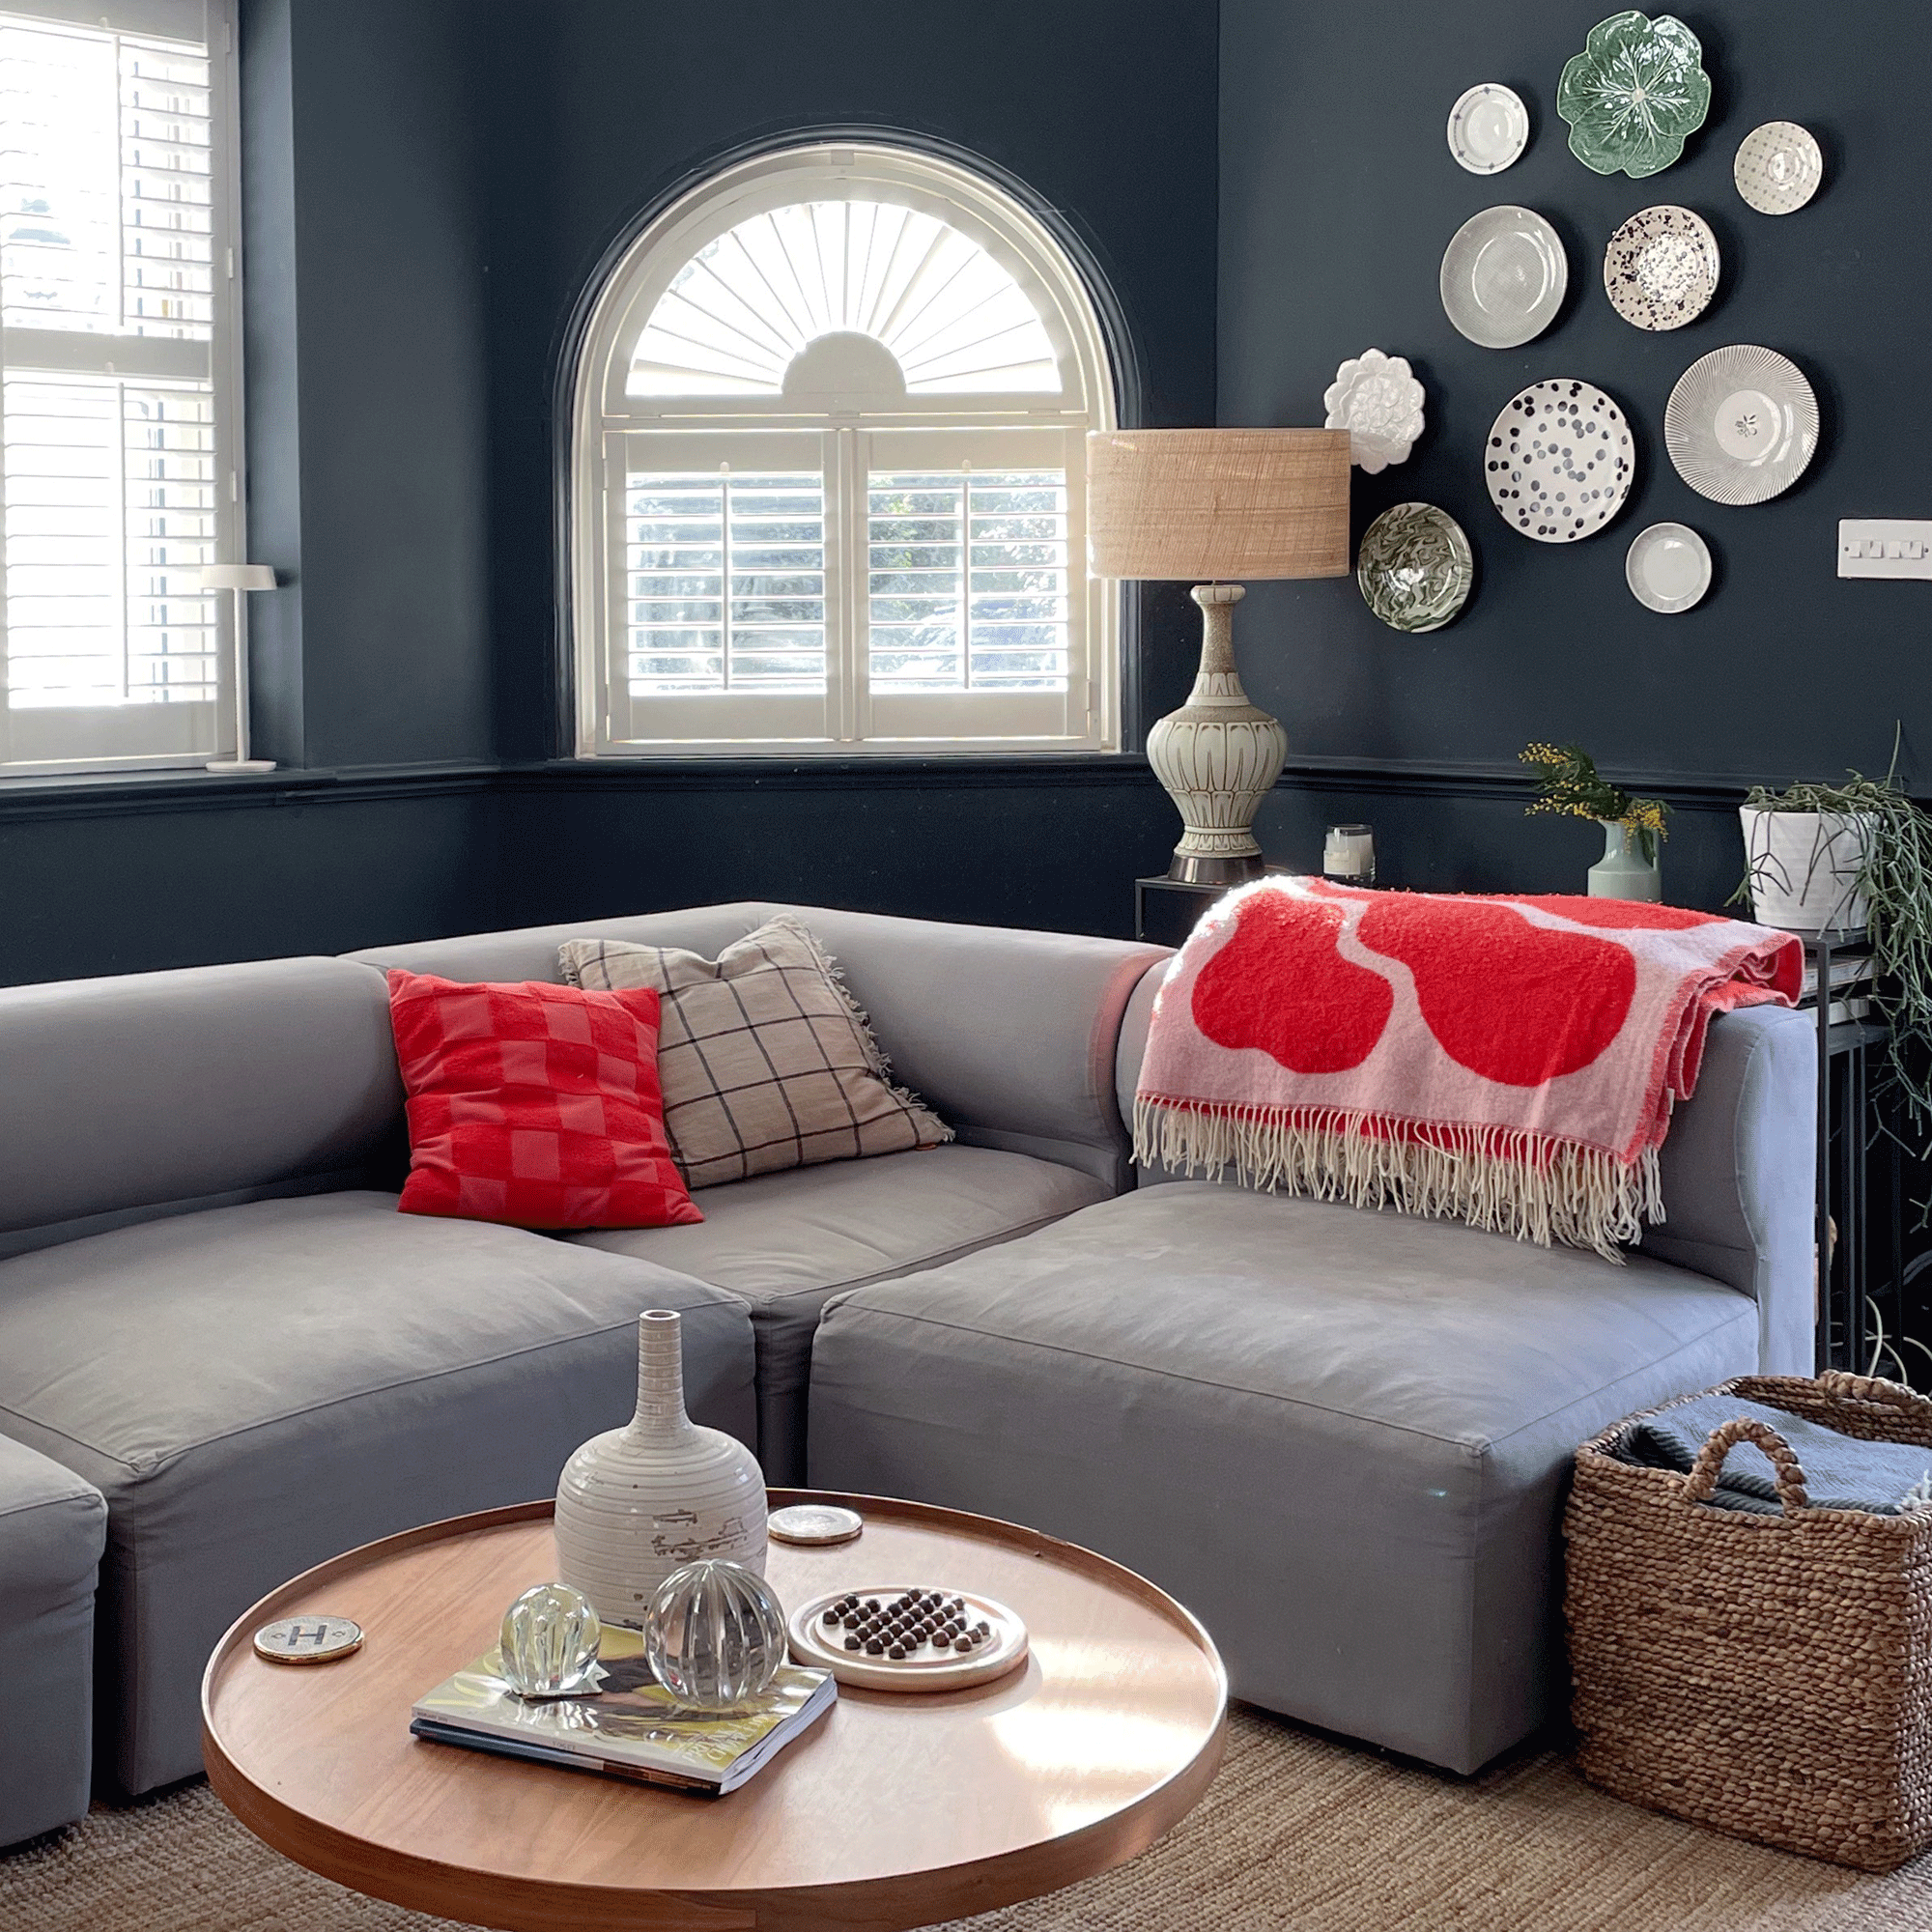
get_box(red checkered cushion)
[387,970,702,1230]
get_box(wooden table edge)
[201,1491,1230,1932]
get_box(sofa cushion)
[0,1435,106,1846]
[387,970,699,1230]
[809,1181,1759,1775]
[0,956,403,1261]
[568,1144,1109,1483]
[560,917,950,1188]
[0,1192,755,1796]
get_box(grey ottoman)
[0,1433,105,1844]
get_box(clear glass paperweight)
[499,1580,603,1698]
[644,1559,787,1711]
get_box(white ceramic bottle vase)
[554,1309,767,1629]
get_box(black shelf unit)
[1803,930,1907,1377]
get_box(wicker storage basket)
[1566,1370,1932,1871]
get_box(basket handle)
[1682,1417,1809,1516]
[1816,1370,1932,1419]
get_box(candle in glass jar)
[1323,823,1376,886]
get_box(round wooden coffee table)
[202,1489,1226,1931]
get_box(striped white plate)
[1663,345,1818,506]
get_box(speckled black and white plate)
[1483,380,1635,543]
[1603,205,1719,330]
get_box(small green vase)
[1587,820,1662,901]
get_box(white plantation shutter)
[572,144,1118,756]
[0,0,242,774]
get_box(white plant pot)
[1739,807,1872,932]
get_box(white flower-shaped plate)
[1322,350,1426,473]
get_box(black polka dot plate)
[1484,380,1635,543]
[787,1583,1029,1692]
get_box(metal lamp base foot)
[1165,852,1266,887]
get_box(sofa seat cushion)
[0,1191,754,1796]
[809,1181,1759,1775]
[0,1434,106,1846]
[568,1145,1109,1482]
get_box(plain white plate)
[1448,84,1529,175]
[1440,206,1567,349]
[1626,522,1713,612]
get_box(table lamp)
[1087,428,1350,884]
[200,562,278,773]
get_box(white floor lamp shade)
[1087,429,1350,883]
[200,563,278,773]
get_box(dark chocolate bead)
[865,1638,884,1655]
[888,1643,906,1659]
[843,1635,861,1650]
[864,1598,881,1613]
[953,1634,974,1652]
[975,1621,991,1635]
[822,1607,839,1625]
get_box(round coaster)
[253,1615,364,1664]
[768,1503,865,1547]
[788,1583,1028,1692]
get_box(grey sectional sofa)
[0,899,1813,1842]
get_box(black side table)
[1134,870,1292,948]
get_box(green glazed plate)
[1357,504,1474,634]
[1557,11,1711,180]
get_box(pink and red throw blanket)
[1133,878,1803,1259]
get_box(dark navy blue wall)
[1219,0,1932,908]
[0,0,1219,984]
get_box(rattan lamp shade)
[1086,429,1351,582]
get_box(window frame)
[567,139,1121,761]
[0,0,247,779]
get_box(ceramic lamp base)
[206,758,278,773]
[1147,584,1286,886]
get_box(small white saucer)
[1626,523,1713,613]
[1448,84,1529,175]
[768,1503,864,1547]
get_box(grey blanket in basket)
[1617,1394,1932,1516]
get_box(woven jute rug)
[5,1706,1929,1931]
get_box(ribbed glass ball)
[499,1581,602,1698]
[644,1559,787,1711]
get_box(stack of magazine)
[1801,952,1877,1028]
[412,1625,836,1795]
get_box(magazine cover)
[411,1625,835,1794]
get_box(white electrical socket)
[1838,519,1932,580]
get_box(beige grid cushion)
[558,916,951,1188]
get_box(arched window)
[568,142,1119,756]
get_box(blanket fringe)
[1132,1096,1662,1264]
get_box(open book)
[411,1625,835,1795]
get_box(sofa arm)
[1639,1004,1817,1376]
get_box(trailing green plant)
[1520,742,1670,863]
[1730,763,1932,1173]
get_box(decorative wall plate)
[1557,12,1711,179]
[1357,504,1473,633]
[1663,345,1819,505]
[1447,84,1530,175]
[1626,522,1712,611]
[1484,380,1634,543]
[1603,205,1719,330]
[1439,207,1568,350]
[1734,121,1823,214]
[1322,349,1426,473]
